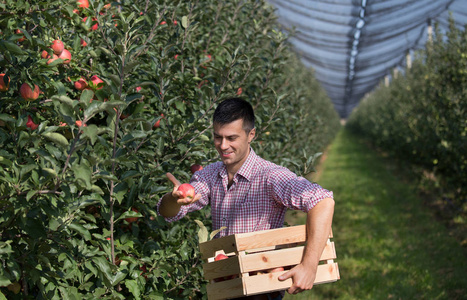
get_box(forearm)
[302,197,335,269]
[158,192,183,218]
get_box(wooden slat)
[239,241,336,273]
[206,277,245,300]
[203,256,241,280]
[243,263,340,297]
[235,225,307,251]
[199,235,238,260]
[199,225,334,259]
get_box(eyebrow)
[214,133,239,138]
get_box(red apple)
[75,120,87,127]
[74,78,88,90]
[77,0,89,9]
[20,83,40,101]
[173,20,178,25]
[160,21,167,25]
[0,74,9,92]
[153,113,164,128]
[80,38,88,47]
[51,40,64,55]
[16,29,25,42]
[177,183,195,200]
[89,75,104,90]
[41,50,49,59]
[236,87,242,95]
[26,115,38,130]
[125,207,139,223]
[135,86,142,92]
[190,164,203,174]
[47,54,59,65]
[214,254,228,261]
[58,49,71,64]
[91,19,99,31]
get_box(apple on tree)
[89,75,104,90]
[153,114,164,128]
[77,0,89,9]
[74,78,88,90]
[0,74,10,92]
[58,49,72,64]
[51,40,64,55]
[20,83,40,101]
[125,207,140,223]
[190,164,203,174]
[26,115,38,130]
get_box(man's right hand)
[159,173,202,218]
[166,172,202,206]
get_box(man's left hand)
[278,262,316,294]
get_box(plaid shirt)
[158,148,333,238]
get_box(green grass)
[284,128,467,300]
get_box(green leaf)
[116,210,142,223]
[80,89,94,104]
[42,132,69,147]
[92,256,113,283]
[81,124,98,145]
[0,156,12,167]
[72,163,92,189]
[210,226,227,240]
[68,223,92,241]
[181,16,188,29]
[194,220,208,243]
[110,271,127,286]
[0,290,8,300]
[124,279,140,299]
[0,40,24,55]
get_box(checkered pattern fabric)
[158,148,333,238]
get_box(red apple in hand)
[177,183,195,200]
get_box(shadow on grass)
[284,128,467,300]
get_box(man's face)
[213,119,255,173]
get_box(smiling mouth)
[221,151,233,157]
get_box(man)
[158,98,334,299]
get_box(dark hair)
[213,98,255,132]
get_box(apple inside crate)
[199,225,340,300]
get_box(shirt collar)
[218,147,258,181]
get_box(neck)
[226,147,250,181]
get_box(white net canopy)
[268,0,467,118]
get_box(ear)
[248,128,256,143]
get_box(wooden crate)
[199,225,340,300]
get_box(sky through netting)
[267,0,467,118]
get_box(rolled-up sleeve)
[268,167,333,212]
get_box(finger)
[166,173,181,187]
[278,270,293,281]
[177,193,202,206]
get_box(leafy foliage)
[347,19,466,213]
[0,0,339,298]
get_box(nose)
[219,138,229,150]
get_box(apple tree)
[0,0,339,299]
